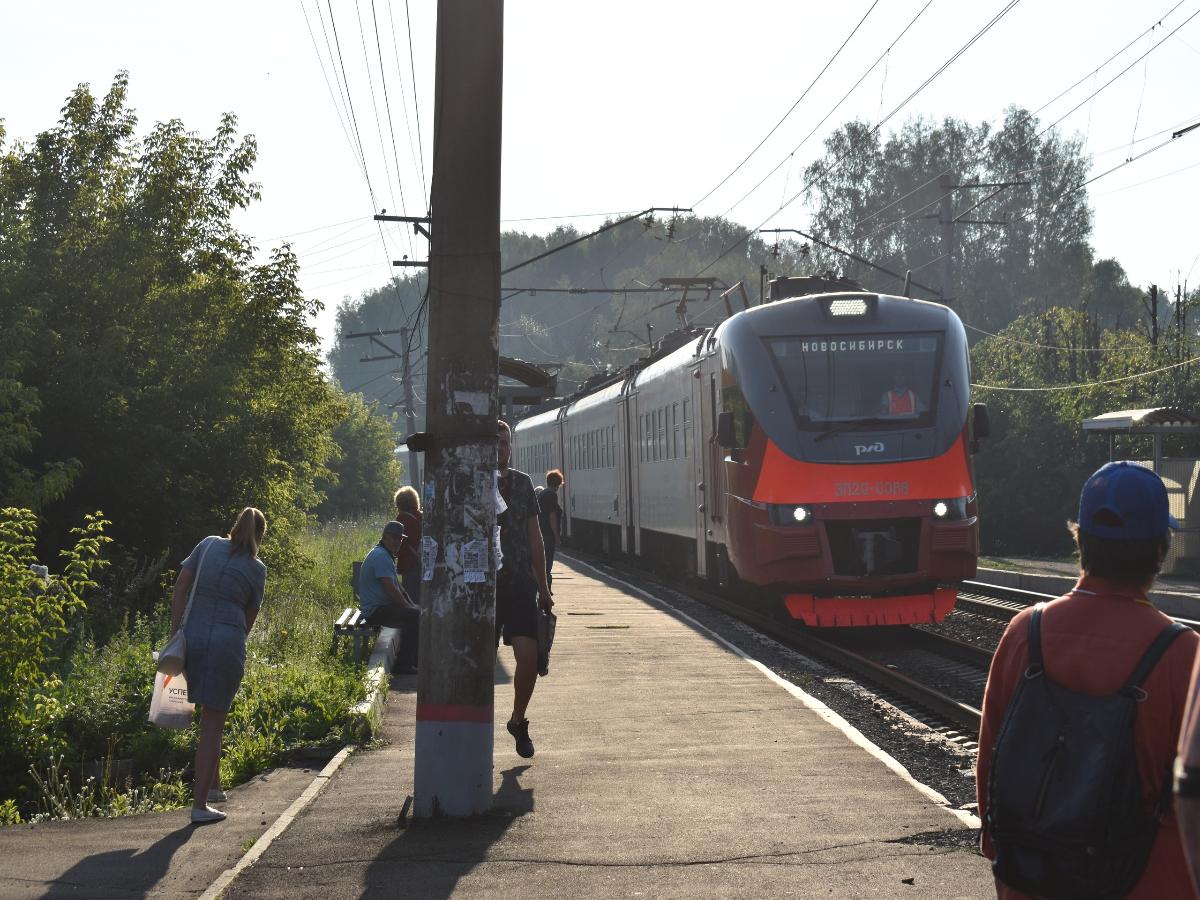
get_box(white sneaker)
[190,805,227,824]
[207,789,228,803]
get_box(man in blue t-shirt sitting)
[358,521,420,674]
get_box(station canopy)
[1082,407,1200,468]
[1082,407,1200,434]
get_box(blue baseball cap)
[1078,461,1178,540]
[383,521,406,539]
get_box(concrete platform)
[225,559,992,899]
[981,559,1200,619]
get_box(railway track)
[959,580,1200,631]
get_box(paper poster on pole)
[462,539,487,583]
[420,536,438,581]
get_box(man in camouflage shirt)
[496,419,554,758]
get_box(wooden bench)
[331,562,380,661]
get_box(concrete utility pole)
[938,173,955,303]
[413,0,504,818]
[933,175,1027,303]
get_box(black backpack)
[986,603,1188,900]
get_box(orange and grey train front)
[714,290,986,626]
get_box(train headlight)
[768,504,815,525]
[932,497,969,520]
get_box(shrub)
[0,509,110,800]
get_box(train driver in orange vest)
[879,367,922,418]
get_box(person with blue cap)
[357,520,421,674]
[976,461,1199,899]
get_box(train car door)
[556,406,571,539]
[616,393,632,553]
[703,365,727,549]
[690,363,707,577]
[628,389,643,556]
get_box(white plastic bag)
[148,670,194,729]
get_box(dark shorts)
[496,570,539,646]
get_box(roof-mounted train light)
[828,298,869,316]
[820,294,878,318]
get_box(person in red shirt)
[1178,654,1200,892]
[393,485,423,606]
[977,461,1199,899]
[879,367,919,417]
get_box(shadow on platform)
[359,765,533,899]
[40,824,194,899]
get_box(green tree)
[971,308,1182,555]
[316,392,403,521]
[0,74,342,583]
[803,108,1095,332]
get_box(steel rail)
[959,580,1200,631]
[685,587,983,732]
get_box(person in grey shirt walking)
[169,507,267,824]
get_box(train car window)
[609,425,615,467]
[657,408,666,460]
[765,333,941,427]
[672,403,679,459]
[722,384,754,448]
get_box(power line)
[692,0,883,209]
[370,0,415,251]
[1037,7,1200,139]
[502,209,641,223]
[761,228,943,297]
[354,0,415,264]
[500,207,689,275]
[299,0,370,184]
[262,214,364,242]
[878,0,1022,133]
[1093,157,1200,196]
[383,1,423,214]
[403,0,428,210]
[715,0,936,222]
[690,0,1025,280]
[973,353,1200,391]
[322,0,376,196]
[1034,0,1188,117]
[852,13,1200,236]
[965,321,1146,352]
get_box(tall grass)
[2,521,386,823]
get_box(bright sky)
[5,0,1200,356]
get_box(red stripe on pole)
[416,703,493,723]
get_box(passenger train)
[512,275,989,626]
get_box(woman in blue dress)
[169,507,267,824]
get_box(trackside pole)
[414,0,504,817]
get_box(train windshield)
[765,333,942,427]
